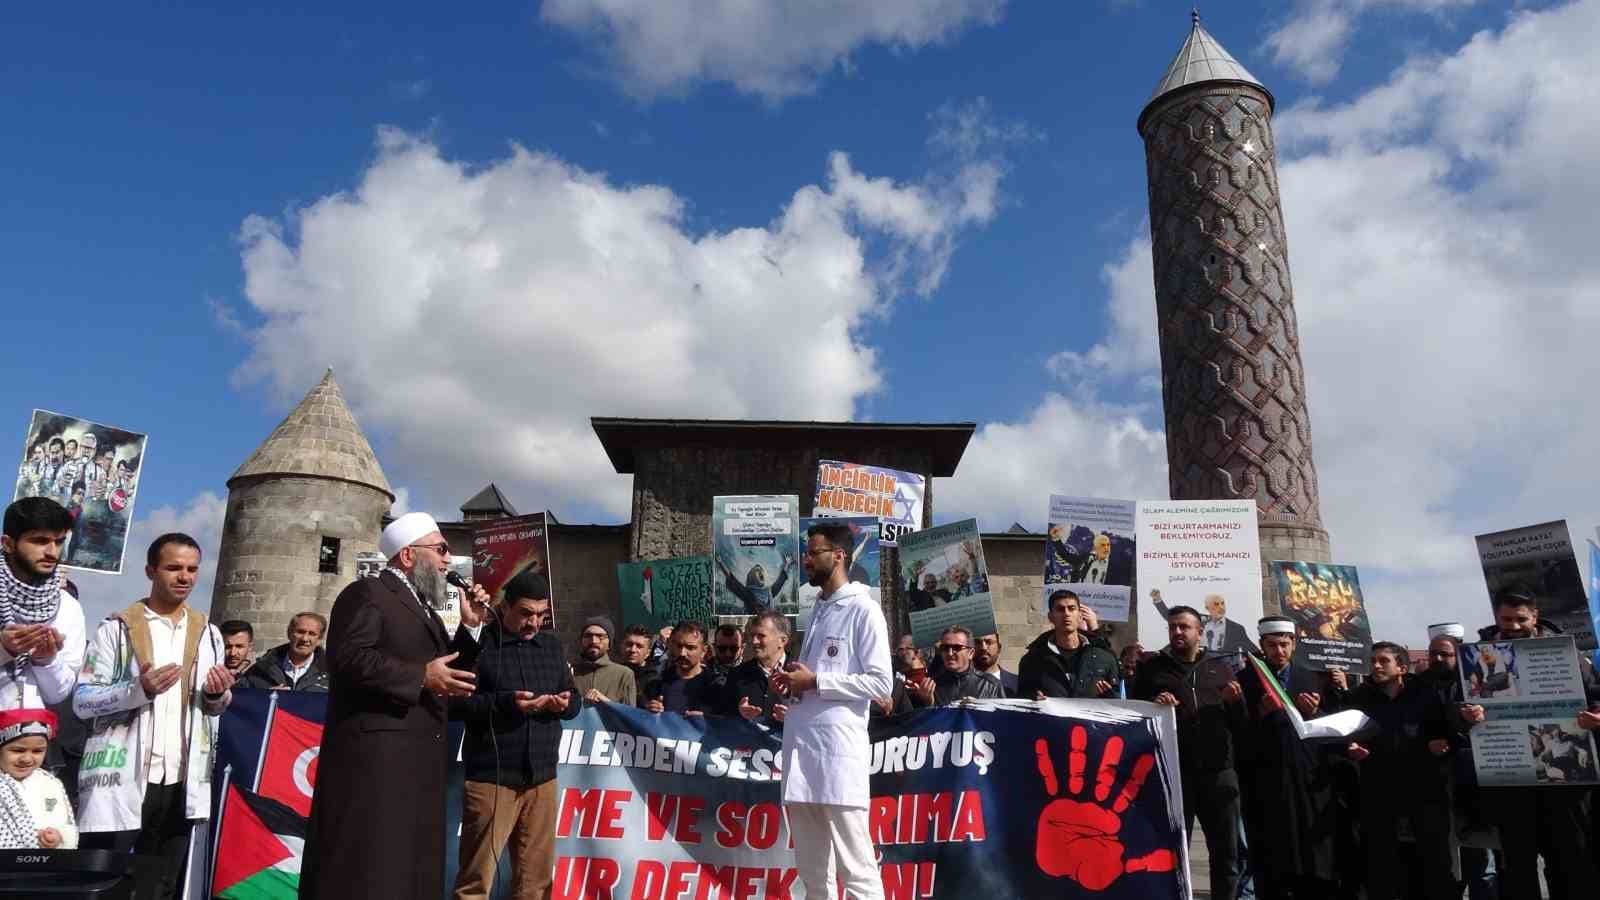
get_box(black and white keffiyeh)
[0,778,37,849]
[0,555,61,630]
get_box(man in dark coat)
[720,610,790,725]
[239,612,331,692]
[908,626,1003,706]
[1017,590,1119,699]
[300,513,486,900]
[1236,616,1348,900]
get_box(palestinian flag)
[1245,653,1293,717]
[211,784,306,900]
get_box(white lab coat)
[779,581,892,808]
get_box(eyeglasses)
[805,546,842,557]
[408,542,451,556]
[581,632,608,641]
[938,643,971,653]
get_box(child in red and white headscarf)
[0,708,76,848]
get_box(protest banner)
[1134,501,1263,656]
[1476,521,1596,650]
[1044,495,1136,621]
[1458,636,1600,786]
[813,460,925,546]
[209,692,1193,900]
[796,515,880,633]
[11,408,148,574]
[473,512,554,625]
[897,518,997,648]
[617,555,713,633]
[353,550,386,579]
[1266,561,1373,674]
[712,495,799,621]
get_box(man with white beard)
[301,512,487,900]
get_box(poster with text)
[1267,561,1372,673]
[12,409,148,574]
[1476,521,1596,650]
[898,518,997,648]
[474,512,554,627]
[814,460,925,546]
[1459,636,1599,786]
[1135,501,1263,658]
[712,495,799,620]
[1044,495,1136,622]
[796,516,881,633]
[617,555,713,634]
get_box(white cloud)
[71,491,228,629]
[539,0,1006,101]
[1007,0,1600,645]
[1264,0,1481,84]
[236,112,1012,520]
[1045,234,1159,383]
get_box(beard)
[806,561,833,588]
[408,563,449,610]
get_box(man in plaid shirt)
[450,569,582,900]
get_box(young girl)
[0,708,77,849]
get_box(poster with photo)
[1135,500,1263,657]
[712,496,799,620]
[616,555,712,634]
[813,460,925,546]
[1044,495,1136,622]
[897,518,996,648]
[473,512,554,627]
[796,516,881,633]
[1476,521,1596,650]
[1459,636,1599,786]
[12,409,148,574]
[354,551,386,580]
[1267,561,1372,673]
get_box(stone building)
[209,370,394,652]
[1139,14,1334,612]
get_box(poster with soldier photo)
[12,409,148,574]
[473,512,554,628]
[796,516,880,633]
[1268,561,1373,673]
[1475,520,1596,651]
[711,495,799,620]
[1044,495,1136,621]
[1459,636,1599,786]
[897,518,996,648]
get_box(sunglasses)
[938,643,971,653]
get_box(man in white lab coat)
[771,522,892,900]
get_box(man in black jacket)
[239,612,331,692]
[1132,604,1246,900]
[909,626,1003,707]
[721,610,790,725]
[1017,590,1119,699]
[620,625,661,706]
[451,570,582,900]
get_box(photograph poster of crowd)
[11,408,147,574]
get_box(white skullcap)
[1257,616,1296,637]
[380,512,441,560]
[1427,622,1465,640]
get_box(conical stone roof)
[230,369,394,499]
[1143,12,1272,125]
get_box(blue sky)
[5,1,1597,639]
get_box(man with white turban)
[301,512,489,900]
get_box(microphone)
[446,571,474,594]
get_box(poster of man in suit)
[1134,500,1263,657]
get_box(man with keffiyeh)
[0,498,86,711]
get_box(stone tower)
[210,370,394,649]
[1138,15,1332,603]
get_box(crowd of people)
[6,491,1600,900]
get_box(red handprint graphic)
[1033,726,1178,891]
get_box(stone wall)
[210,475,390,653]
[547,525,632,656]
[980,536,1048,672]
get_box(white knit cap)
[1257,616,1296,636]
[380,512,441,559]
[1427,622,1465,640]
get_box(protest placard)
[12,408,148,574]
[1267,561,1373,674]
[813,460,925,546]
[354,551,386,580]
[897,518,997,648]
[1044,495,1136,622]
[712,495,799,620]
[1476,521,1596,650]
[473,512,554,625]
[1134,501,1263,656]
[796,515,880,633]
[1459,636,1599,786]
[209,692,1193,900]
[617,555,713,633]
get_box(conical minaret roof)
[1141,11,1272,128]
[230,368,394,499]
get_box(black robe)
[300,571,476,900]
[1236,660,1346,884]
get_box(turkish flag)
[256,707,323,817]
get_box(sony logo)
[13,855,50,863]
